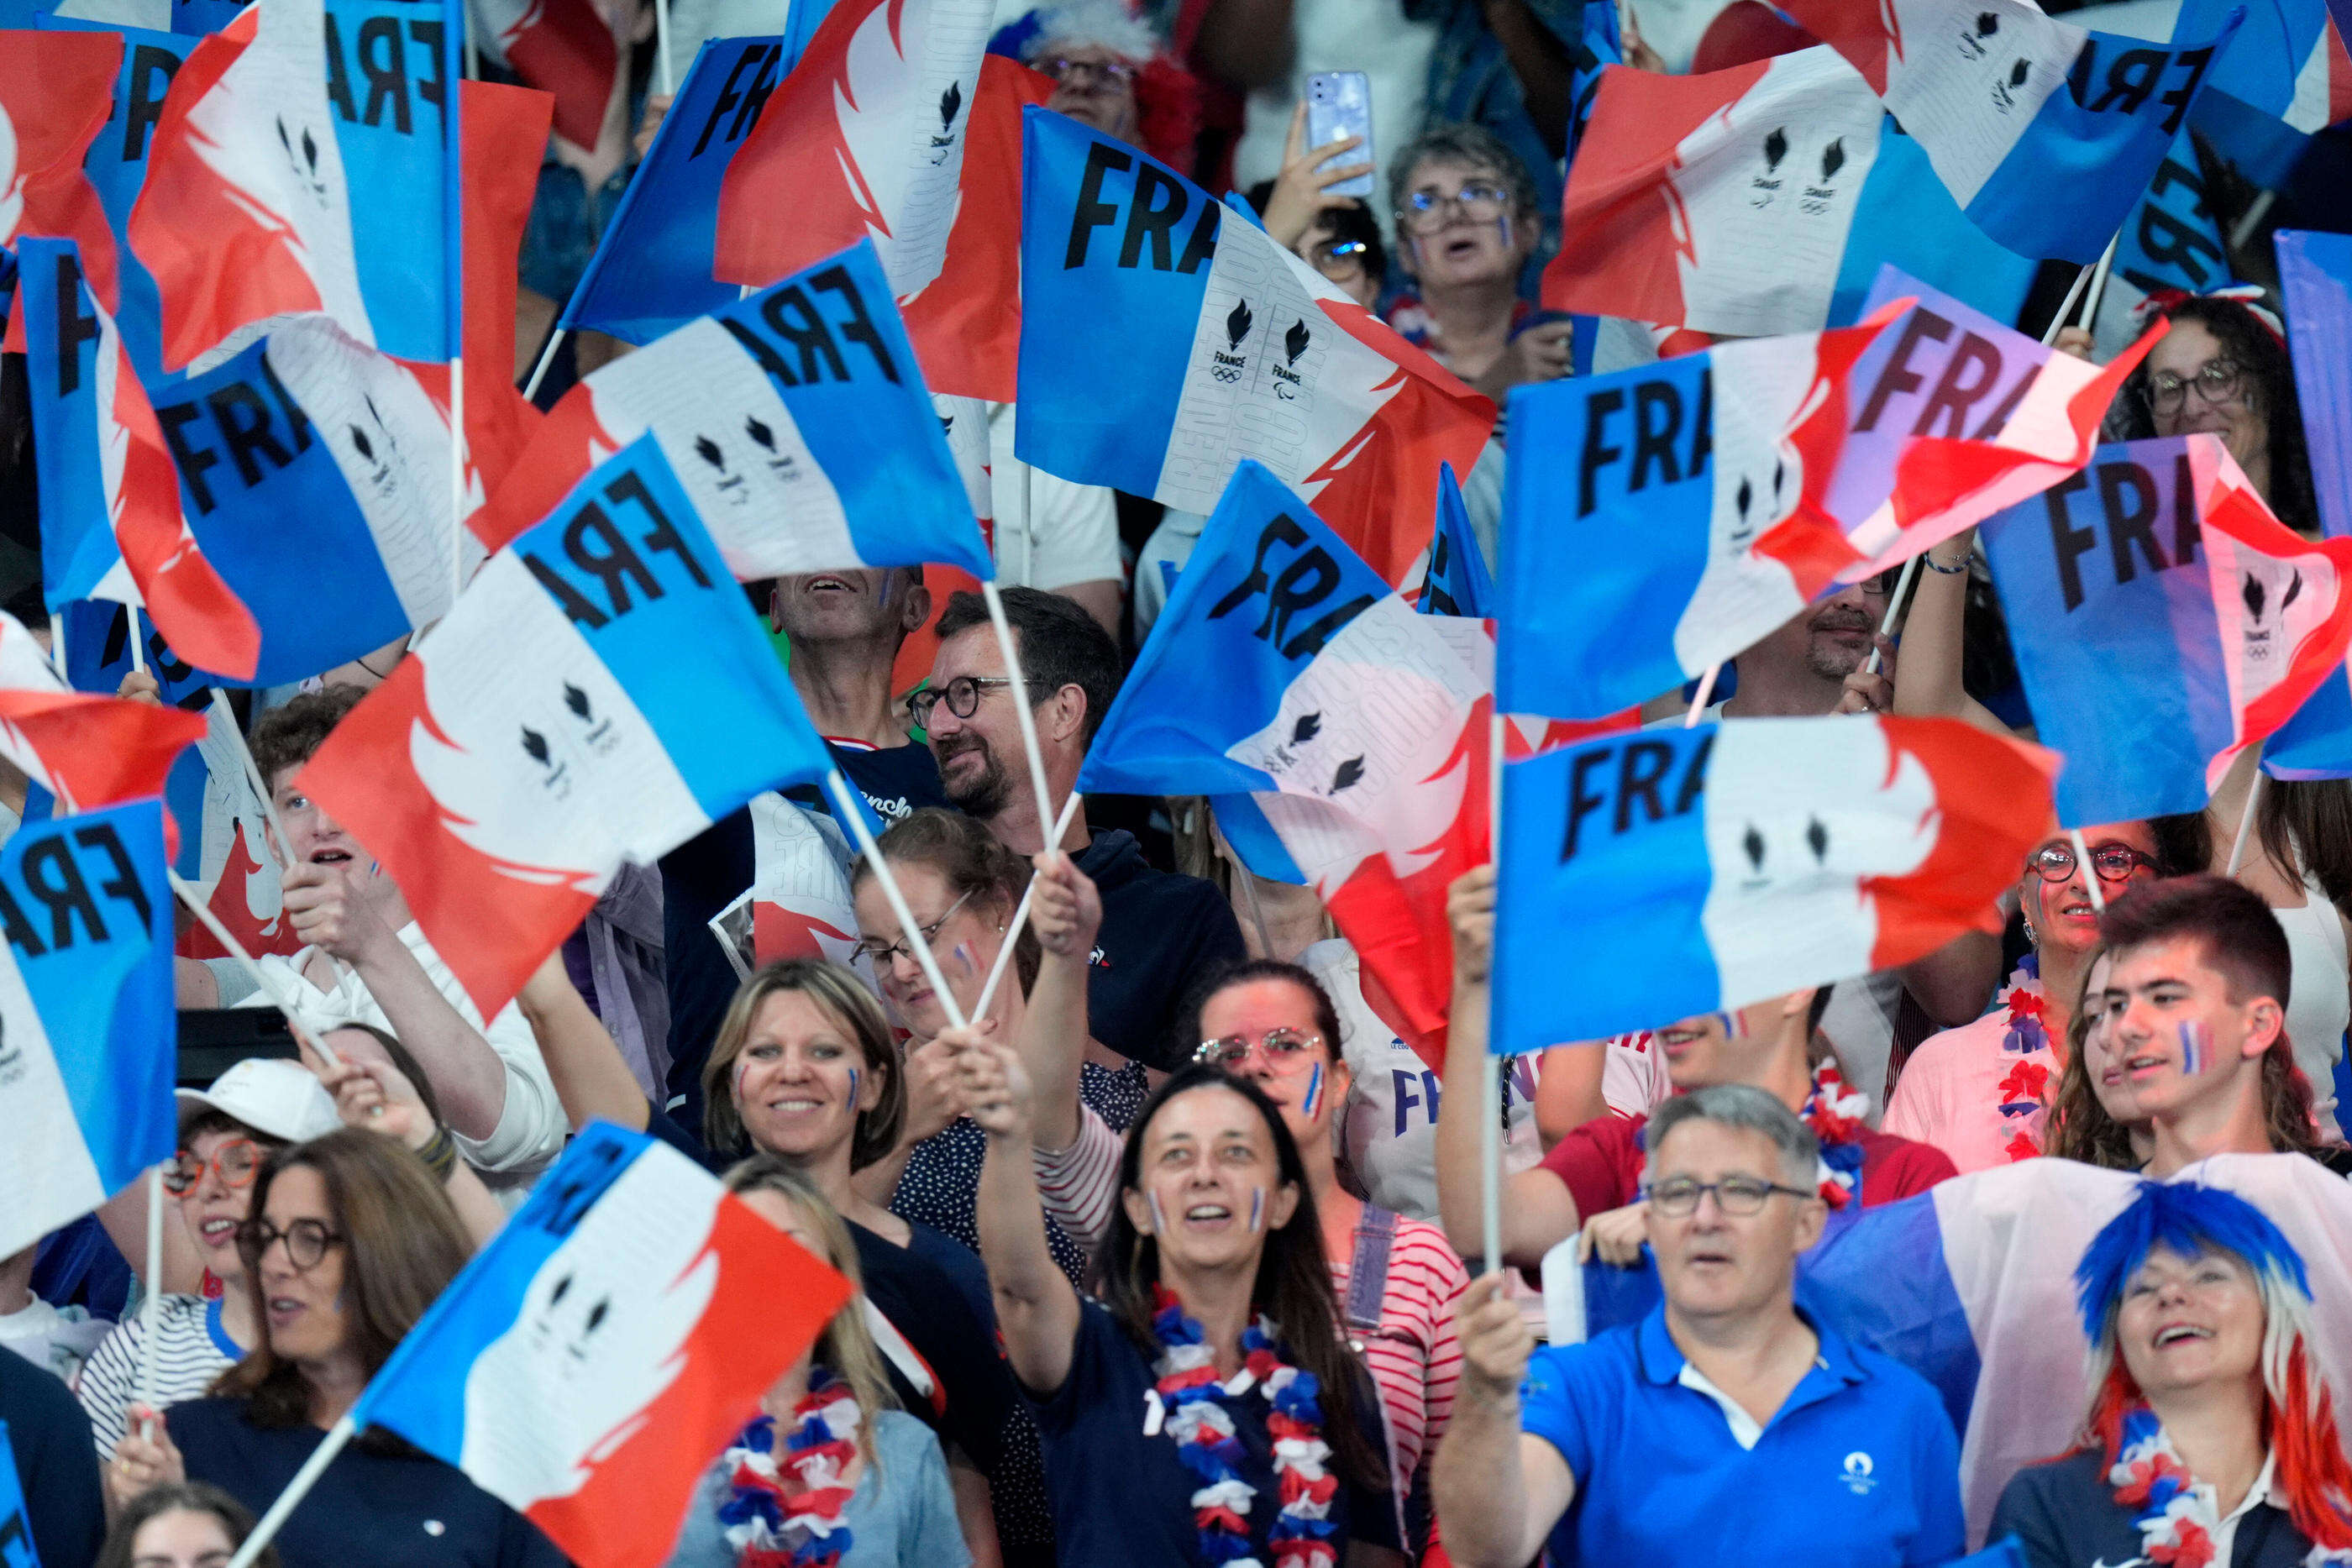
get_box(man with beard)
[1699,574,1898,721]
[924,588,1243,1109]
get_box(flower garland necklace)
[1148,1285,1339,1568]
[2109,1404,2229,1568]
[717,1372,862,1568]
[1798,1061,1870,1209]
[1994,954,2055,1163]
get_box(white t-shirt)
[986,402,1123,594]
[74,1294,242,1457]
[0,1298,110,1387]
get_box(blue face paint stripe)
[1148,1191,1168,1236]
[1303,1062,1322,1120]
[1247,1187,1263,1234]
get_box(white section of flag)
[1672,336,1822,673]
[0,947,107,1259]
[1877,0,2077,205]
[831,0,995,299]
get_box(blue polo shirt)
[1520,1305,1965,1566]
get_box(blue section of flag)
[1496,355,1714,719]
[1418,462,1493,619]
[8,799,179,1201]
[1980,438,2229,824]
[1962,8,2244,264]
[2277,228,2352,540]
[510,436,839,812]
[325,0,454,363]
[716,240,991,579]
[354,1121,655,1458]
[2264,667,2352,778]
[17,240,124,613]
[62,600,217,878]
[173,0,247,33]
[2108,132,2234,310]
[1015,105,1210,492]
[2182,0,2328,186]
[1079,460,1388,800]
[1830,124,2037,329]
[0,1419,34,1568]
[561,36,785,346]
[1566,0,1623,165]
[148,332,417,687]
[1492,726,1719,1053]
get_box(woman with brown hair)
[664,1157,969,1568]
[95,1481,280,1568]
[102,1130,562,1568]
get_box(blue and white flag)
[302,435,845,1020]
[1414,462,1494,620]
[2181,0,2351,187]
[1783,0,2246,263]
[559,36,785,348]
[0,798,176,1259]
[486,238,990,585]
[2278,228,2352,541]
[353,1121,851,1568]
[1492,716,2051,1051]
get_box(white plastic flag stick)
[2227,763,2266,878]
[128,622,149,675]
[210,692,296,873]
[449,357,469,604]
[2043,259,2099,348]
[2067,828,2108,914]
[2229,190,2276,255]
[2078,233,2121,335]
[980,580,1063,857]
[135,1165,165,1428]
[224,1412,360,1568]
[50,615,68,682]
[167,871,340,1070]
[826,769,969,1030]
[973,789,1085,1020]
[1482,711,1505,1278]
[1683,663,1721,727]
[521,327,567,402]
[1864,556,1923,676]
[654,0,676,92]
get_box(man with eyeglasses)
[927,587,1244,1081]
[1432,1083,1966,1567]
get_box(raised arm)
[318,1051,507,1247]
[1888,533,2011,734]
[1435,868,1585,1268]
[1021,852,1100,1156]
[952,1028,1082,1397]
[515,952,649,1133]
[1431,1273,1576,1568]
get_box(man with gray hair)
[1432,1083,1966,1566]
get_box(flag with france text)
[1018,108,1494,587]
[128,0,458,370]
[1079,461,1494,1070]
[1981,433,2352,822]
[1779,0,2245,261]
[301,436,843,1020]
[0,799,176,1259]
[1411,461,1492,619]
[353,1121,853,1568]
[1546,48,2040,338]
[0,29,124,313]
[2088,133,2235,355]
[1499,309,1906,721]
[1494,716,2053,1051]
[2179,0,2352,187]
[484,239,988,590]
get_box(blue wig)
[2073,1181,2312,1343]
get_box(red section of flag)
[176,821,307,960]
[0,689,205,814]
[2195,447,2352,754]
[1774,0,1900,92]
[501,0,616,150]
[297,654,602,1019]
[518,1196,851,1568]
[1541,60,1767,327]
[461,79,553,515]
[0,30,126,314]
[1863,719,2055,968]
[472,378,618,552]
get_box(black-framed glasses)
[2148,358,2244,416]
[237,1217,345,1272]
[164,1138,266,1195]
[907,675,1042,727]
[1195,1027,1325,1072]
[1396,181,1512,235]
[853,888,976,968]
[2029,842,2158,885]
[1310,238,1368,279]
[1860,566,1903,598]
[1642,1175,1815,1217]
[1039,55,1136,87]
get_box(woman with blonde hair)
[665,1156,968,1568]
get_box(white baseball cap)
[176,1057,344,1145]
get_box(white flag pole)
[1482,711,1505,1277]
[50,615,68,683]
[2226,758,2266,878]
[168,871,341,1070]
[210,692,297,873]
[1683,663,1721,726]
[979,581,1065,857]
[2066,828,2108,915]
[2078,233,2121,337]
[973,790,1085,1020]
[826,770,969,1031]
[1863,555,1922,676]
[127,616,149,676]
[654,0,676,93]
[444,0,468,609]
[521,326,568,402]
[134,1165,165,1431]
[223,1412,360,1568]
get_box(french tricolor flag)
[1782,0,2244,262]
[1016,108,1494,589]
[0,29,123,313]
[301,435,845,1021]
[2173,0,2348,187]
[1079,461,1499,1070]
[1982,433,2352,821]
[481,238,991,587]
[1493,715,2055,1051]
[1498,308,1906,722]
[0,609,206,815]
[353,1121,853,1568]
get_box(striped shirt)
[1034,1113,1467,1502]
[74,1295,243,1459]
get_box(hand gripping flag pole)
[825,769,971,1031]
[166,871,342,1071]
[974,789,1087,1020]
[981,580,1067,859]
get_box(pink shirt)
[1882,993,2056,1173]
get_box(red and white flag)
[0,612,205,817]
[466,0,617,149]
[0,31,124,313]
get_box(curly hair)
[1386,121,1541,223]
[248,685,368,794]
[2123,295,2318,536]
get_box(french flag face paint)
[848,1067,860,1114]
[1247,1187,1265,1234]
[1715,1009,1749,1041]
[1147,1191,1168,1237]
[1301,1062,1324,1121]
[2179,1020,2215,1077]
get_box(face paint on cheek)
[1147,1191,1168,1237]
[848,1067,859,1116]
[1715,1010,1748,1041]
[1302,1062,1322,1120]
[1499,213,1515,250]
[1247,1187,1264,1234]
[2179,1020,2214,1076]
[953,941,979,979]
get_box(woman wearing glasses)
[104,1130,564,1568]
[2131,291,2320,538]
[1882,824,2167,1170]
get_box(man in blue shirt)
[1432,1083,1966,1565]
